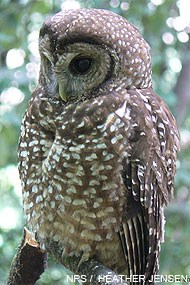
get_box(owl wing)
[114,88,179,280]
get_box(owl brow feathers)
[39,8,152,90]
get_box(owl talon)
[77,252,90,271]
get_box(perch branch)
[8,228,128,285]
[7,227,47,285]
[46,240,128,285]
[75,258,129,285]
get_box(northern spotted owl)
[18,9,179,283]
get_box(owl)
[18,9,179,284]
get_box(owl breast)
[19,91,134,267]
[18,81,179,277]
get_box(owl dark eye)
[70,57,92,75]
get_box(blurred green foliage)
[0,0,189,284]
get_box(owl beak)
[59,83,68,102]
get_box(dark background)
[0,0,190,284]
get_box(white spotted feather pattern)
[18,9,180,285]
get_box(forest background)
[0,0,190,284]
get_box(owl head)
[38,9,152,103]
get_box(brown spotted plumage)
[18,9,179,284]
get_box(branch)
[46,240,128,285]
[75,259,129,285]
[64,257,128,285]
[7,228,47,285]
[8,228,128,285]
[175,45,190,125]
